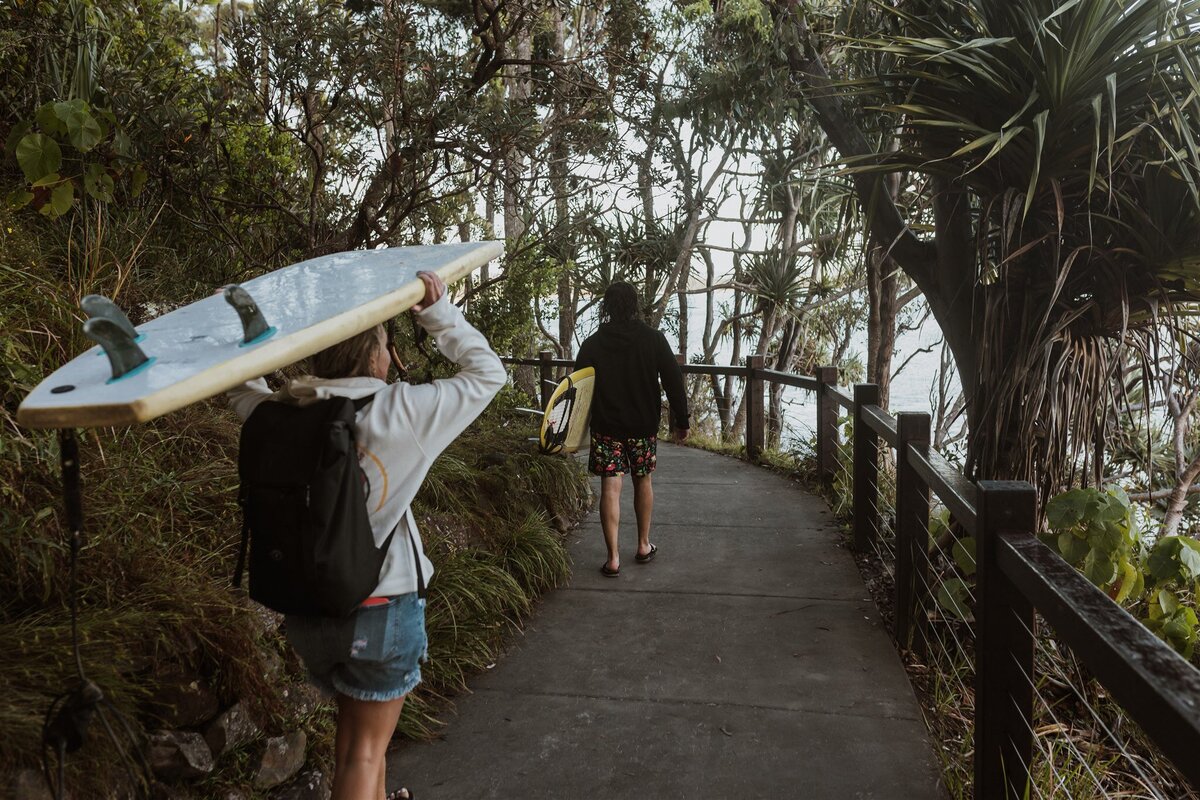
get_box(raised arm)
[375,290,506,460]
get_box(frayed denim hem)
[331,664,422,703]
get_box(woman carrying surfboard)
[574,281,690,577]
[228,272,506,800]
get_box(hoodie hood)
[593,320,647,347]
[272,375,387,406]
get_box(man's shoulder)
[635,320,669,345]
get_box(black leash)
[539,377,577,455]
[41,429,152,799]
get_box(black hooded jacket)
[573,319,689,438]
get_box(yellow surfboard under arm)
[539,367,595,454]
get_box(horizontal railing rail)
[827,385,854,410]
[499,350,1200,798]
[861,404,898,448]
[907,445,978,533]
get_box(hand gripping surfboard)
[17,241,504,429]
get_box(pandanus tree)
[770,0,1200,498]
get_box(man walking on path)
[574,282,690,577]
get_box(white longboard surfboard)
[18,241,504,430]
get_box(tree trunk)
[550,9,575,358]
[1163,452,1200,536]
[503,24,532,242]
[866,237,899,409]
[769,317,802,448]
[482,167,497,284]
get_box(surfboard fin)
[81,295,138,341]
[83,317,152,382]
[223,285,273,344]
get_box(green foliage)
[937,577,973,623]
[1045,488,1140,593]
[7,99,142,217]
[466,245,559,357]
[1043,487,1200,657]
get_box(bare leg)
[332,693,406,800]
[633,473,654,557]
[600,474,623,571]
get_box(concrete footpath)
[388,443,945,799]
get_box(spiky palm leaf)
[839,0,1200,493]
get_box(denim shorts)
[284,593,428,702]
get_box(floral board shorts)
[284,592,428,702]
[589,433,657,477]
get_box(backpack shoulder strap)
[352,392,377,412]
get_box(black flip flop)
[600,563,620,577]
[635,544,658,563]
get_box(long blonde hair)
[307,324,384,379]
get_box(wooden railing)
[501,351,1200,799]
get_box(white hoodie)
[227,294,507,597]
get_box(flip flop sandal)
[635,544,658,563]
[600,563,620,577]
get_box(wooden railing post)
[975,481,1037,800]
[814,366,838,486]
[538,349,554,410]
[894,412,931,656]
[745,354,765,461]
[852,384,880,551]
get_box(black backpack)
[233,393,410,617]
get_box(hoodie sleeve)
[656,331,689,430]
[372,294,506,460]
[226,378,272,421]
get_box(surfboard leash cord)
[41,429,152,799]
[539,377,576,455]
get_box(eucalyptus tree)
[767,0,1200,498]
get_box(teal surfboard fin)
[83,317,153,382]
[81,295,138,340]
[223,285,274,345]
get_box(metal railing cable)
[1004,609,1193,799]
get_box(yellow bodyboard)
[539,367,595,454]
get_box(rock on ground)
[146,665,221,728]
[253,732,307,789]
[204,702,260,758]
[146,730,215,782]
